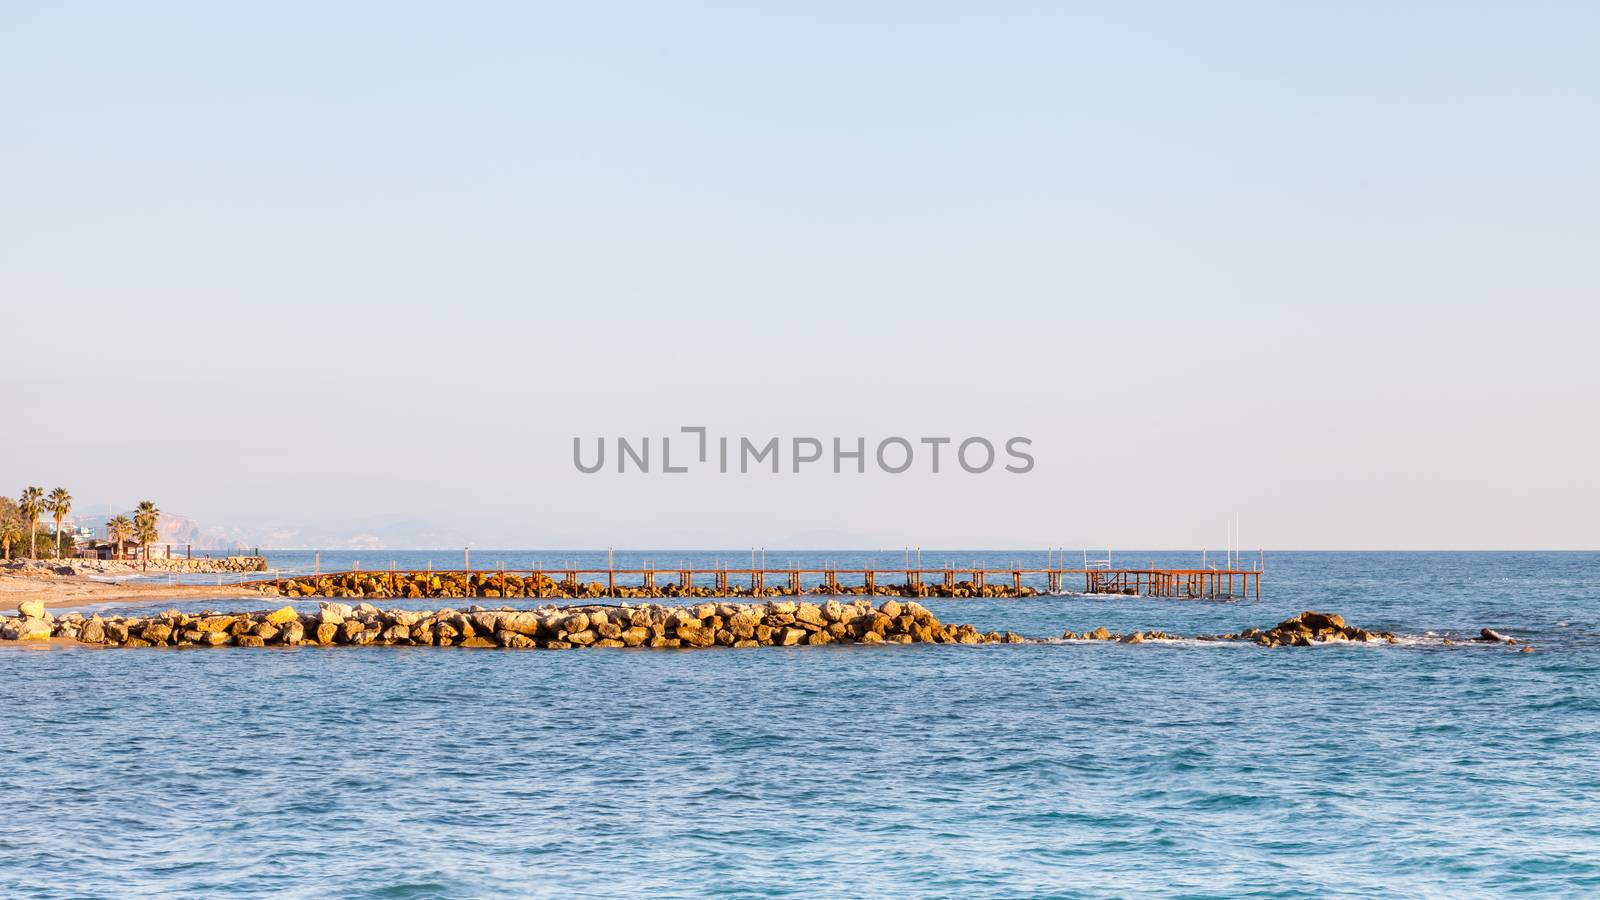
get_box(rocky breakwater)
[142,556,268,574]
[1,598,1028,649]
[3,556,268,576]
[1056,610,1534,649]
[1061,611,1395,645]
[251,572,1038,601]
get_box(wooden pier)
[246,557,1264,602]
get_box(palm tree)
[18,487,42,559]
[134,500,160,568]
[107,515,134,561]
[0,517,21,562]
[45,487,72,558]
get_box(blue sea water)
[2,551,1597,897]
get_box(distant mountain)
[223,518,480,551]
[70,510,541,551]
[77,511,249,550]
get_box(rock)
[315,623,338,644]
[1478,628,1516,644]
[498,612,541,635]
[673,623,713,647]
[1286,611,1345,632]
[265,606,299,626]
[778,626,807,646]
[17,600,45,619]
[1090,627,1111,641]
[196,616,234,633]
[79,616,107,644]
[4,618,54,641]
[878,599,903,618]
[319,602,352,624]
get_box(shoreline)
[0,571,260,610]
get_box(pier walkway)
[243,560,1264,601]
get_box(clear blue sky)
[5,2,1597,548]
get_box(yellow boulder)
[265,605,299,626]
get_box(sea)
[2,551,1596,898]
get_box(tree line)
[0,487,161,564]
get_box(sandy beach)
[0,570,258,610]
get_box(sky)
[4,2,1597,550]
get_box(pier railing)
[242,564,1263,601]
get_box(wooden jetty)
[246,554,1264,602]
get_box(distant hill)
[79,511,249,551]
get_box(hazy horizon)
[7,3,1597,551]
